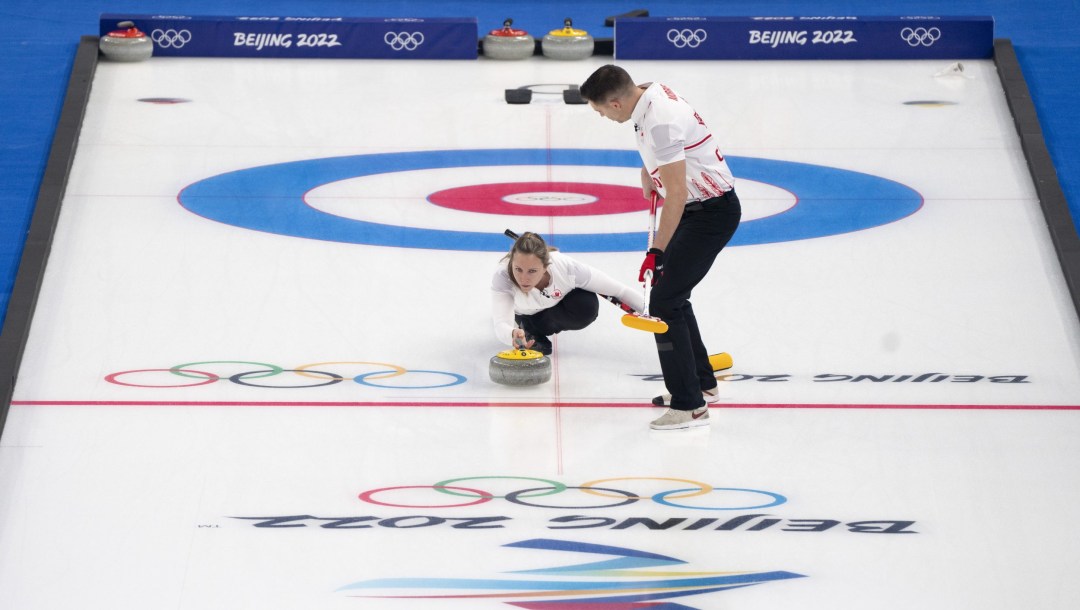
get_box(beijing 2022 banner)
[99,14,478,59]
[615,16,993,60]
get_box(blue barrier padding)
[615,16,994,60]
[99,14,478,59]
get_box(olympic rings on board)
[900,26,941,47]
[150,28,193,49]
[667,28,708,49]
[384,31,425,51]
[105,360,466,389]
[359,477,788,510]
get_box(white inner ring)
[502,192,598,206]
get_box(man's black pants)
[650,191,742,410]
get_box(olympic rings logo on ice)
[666,28,708,49]
[384,31,425,51]
[151,28,193,49]
[359,476,788,511]
[105,360,466,389]
[900,27,941,47]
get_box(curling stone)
[483,19,536,60]
[541,18,594,60]
[99,21,153,62]
[489,348,552,386]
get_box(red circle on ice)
[426,182,647,216]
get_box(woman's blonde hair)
[503,232,557,288]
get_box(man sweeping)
[579,64,742,430]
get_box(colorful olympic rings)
[357,477,789,511]
[105,360,466,389]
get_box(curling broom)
[623,192,669,333]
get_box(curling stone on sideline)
[483,18,536,60]
[489,348,552,386]
[99,21,153,62]
[542,18,594,60]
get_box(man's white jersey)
[630,82,735,201]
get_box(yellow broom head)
[621,313,668,333]
[708,352,733,371]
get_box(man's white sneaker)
[649,406,710,430]
[651,388,719,407]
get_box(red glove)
[638,248,664,284]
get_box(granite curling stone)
[99,21,153,62]
[489,348,552,386]
[541,18,593,60]
[483,18,536,60]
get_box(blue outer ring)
[178,148,922,252]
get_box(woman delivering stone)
[492,232,644,355]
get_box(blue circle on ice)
[178,148,922,252]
